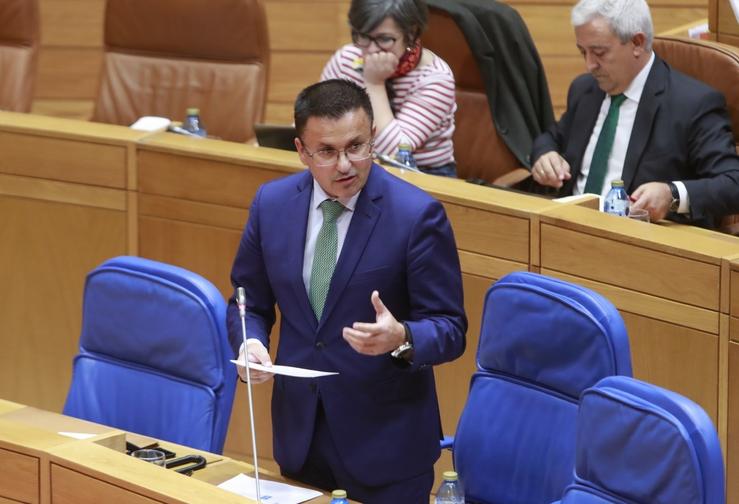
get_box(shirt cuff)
[673,181,690,214]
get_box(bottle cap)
[611,179,624,187]
[442,470,458,481]
[186,107,200,116]
[332,489,347,498]
[398,142,412,150]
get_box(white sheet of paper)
[129,116,171,132]
[230,359,338,378]
[58,431,97,440]
[217,473,322,503]
[730,0,739,23]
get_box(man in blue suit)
[227,79,467,503]
[530,0,739,228]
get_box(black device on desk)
[254,123,297,151]
[126,441,207,476]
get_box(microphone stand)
[237,287,261,503]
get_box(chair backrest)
[560,376,724,504]
[423,6,519,183]
[0,0,39,112]
[453,272,632,504]
[652,36,739,234]
[63,256,237,453]
[91,0,269,142]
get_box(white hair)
[571,0,653,51]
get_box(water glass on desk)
[132,449,166,466]
[628,208,650,222]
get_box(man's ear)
[632,32,648,56]
[295,137,309,165]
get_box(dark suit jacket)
[426,0,554,167]
[531,56,739,228]
[226,164,467,486]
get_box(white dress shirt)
[302,179,360,294]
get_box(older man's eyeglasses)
[301,141,374,167]
[351,30,397,50]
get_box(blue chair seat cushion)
[454,372,579,504]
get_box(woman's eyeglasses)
[301,141,374,167]
[351,30,397,50]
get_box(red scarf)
[390,40,422,79]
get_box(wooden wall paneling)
[732,263,739,320]
[266,1,349,51]
[35,48,102,99]
[0,197,127,412]
[39,0,104,47]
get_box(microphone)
[237,287,247,318]
[235,286,261,502]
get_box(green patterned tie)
[584,93,627,195]
[309,199,345,319]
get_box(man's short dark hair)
[294,79,374,138]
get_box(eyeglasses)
[351,30,398,50]
[301,141,374,167]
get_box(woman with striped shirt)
[321,0,457,177]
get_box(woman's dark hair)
[348,0,428,45]
[294,79,374,138]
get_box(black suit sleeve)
[681,90,739,223]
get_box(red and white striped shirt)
[321,44,456,168]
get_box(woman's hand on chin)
[363,52,399,84]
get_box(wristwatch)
[668,182,680,213]
[391,323,414,360]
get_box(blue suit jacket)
[531,56,739,228]
[227,164,467,486]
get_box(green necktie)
[309,199,345,319]
[584,93,627,195]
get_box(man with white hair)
[530,0,739,228]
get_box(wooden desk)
[3,113,739,497]
[0,400,340,504]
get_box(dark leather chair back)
[423,7,520,183]
[0,0,39,112]
[92,0,269,142]
[653,36,739,234]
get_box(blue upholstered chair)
[63,256,237,453]
[449,272,632,504]
[559,376,724,504]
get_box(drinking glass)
[132,449,166,466]
[628,208,650,222]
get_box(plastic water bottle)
[603,179,629,216]
[182,107,207,137]
[330,489,350,504]
[395,142,417,169]
[435,471,464,504]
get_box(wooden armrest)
[493,168,531,187]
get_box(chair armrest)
[492,168,531,188]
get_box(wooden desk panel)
[0,448,39,504]
[445,203,529,264]
[541,224,720,311]
[728,341,739,504]
[732,268,739,320]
